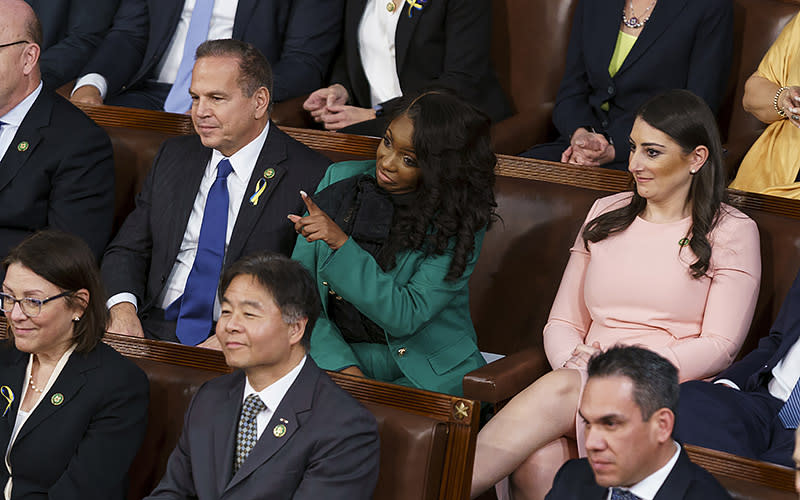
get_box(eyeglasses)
[0,40,29,50]
[0,290,74,317]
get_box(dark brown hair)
[3,230,108,352]
[582,90,727,278]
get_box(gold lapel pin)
[264,168,275,179]
[51,393,64,406]
[17,141,29,152]
[273,423,287,438]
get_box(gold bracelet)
[774,86,790,117]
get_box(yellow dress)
[730,13,800,198]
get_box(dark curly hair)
[582,90,727,278]
[380,91,498,281]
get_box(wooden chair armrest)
[462,347,550,404]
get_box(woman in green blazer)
[289,92,496,396]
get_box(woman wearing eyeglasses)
[0,230,149,500]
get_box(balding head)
[0,0,41,114]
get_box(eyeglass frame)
[0,40,30,50]
[0,290,75,318]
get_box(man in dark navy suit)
[0,0,114,264]
[70,0,343,111]
[145,253,380,500]
[101,39,329,343]
[546,346,731,499]
[676,268,800,468]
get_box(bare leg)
[470,369,582,499]
[508,437,577,500]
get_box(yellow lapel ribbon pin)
[51,393,64,406]
[17,141,29,152]
[406,0,427,17]
[273,423,287,438]
[249,178,268,206]
[1,386,13,417]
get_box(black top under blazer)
[551,0,733,163]
[330,0,510,123]
[0,341,149,499]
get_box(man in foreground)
[145,252,380,499]
[546,346,731,499]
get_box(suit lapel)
[394,0,426,73]
[616,0,688,76]
[14,349,97,443]
[225,124,288,264]
[653,447,691,500]
[0,91,50,193]
[211,373,244,497]
[224,359,319,494]
[162,144,211,288]
[232,0,258,39]
[0,347,26,446]
[586,0,624,84]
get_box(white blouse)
[358,0,404,106]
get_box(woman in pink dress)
[470,90,762,500]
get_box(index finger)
[300,190,322,214]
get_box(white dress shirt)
[4,345,76,500]
[242,356,306,440]
[107,122,270,317]
[358,0,403,107]
[73,0,238,98]
[0,82,42,164]
[604,441,681,500]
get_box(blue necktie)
[174,158,233,345]
[779,379,800,428]
[610,488,642,500]
[163,0,215,113]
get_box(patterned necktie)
[174,158,233,345]
[610,487,642,500]
[234,394,266,473]
[778,379,800,428]
[163,0,215,113]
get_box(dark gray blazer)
[145,357,380,500]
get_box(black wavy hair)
[380,91,498,281]
[582,89,727,278]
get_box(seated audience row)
[69,0,343,112]
[302,0,510,136]
[1,231,380,499]
[471,90,761,500]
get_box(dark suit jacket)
[81,0,343,103]
[331,0,509,123]
[25,0,119,88]
[551,0,733,163]
[0,88,115,264]
[716,268,800,391]
[0,341,149,499]
[100,123,329,341]
[145,357,379,500]
[545,448,732,499]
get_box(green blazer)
[292,160,486,396]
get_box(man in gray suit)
[146,252,380,500]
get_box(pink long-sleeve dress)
[544,192,761,454]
